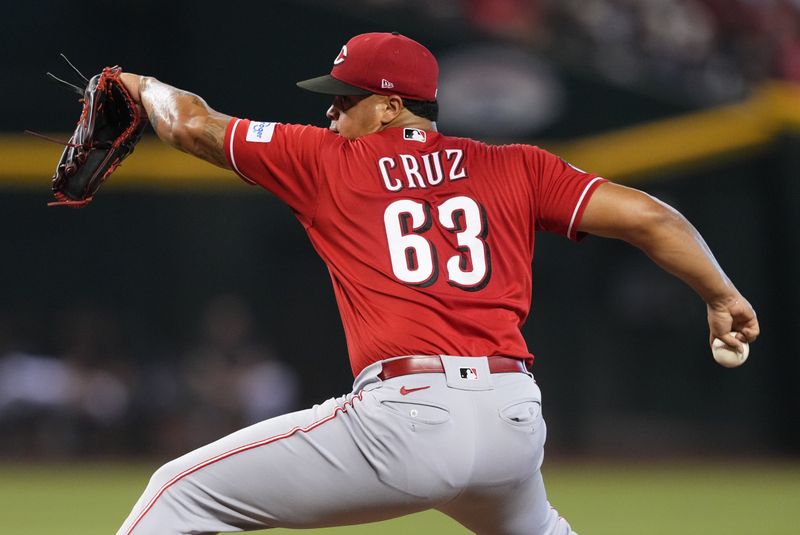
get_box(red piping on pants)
[125,390,365,534]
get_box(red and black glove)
[50,66,147,207]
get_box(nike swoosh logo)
[400,385,431,396]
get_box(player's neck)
[382,111,436,133]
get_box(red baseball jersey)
[225,119,606,376]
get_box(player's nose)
[326,104,339,121]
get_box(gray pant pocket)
[380,400,451,425]
[498,399,541,430]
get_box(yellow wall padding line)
[2,81,799,189]
[0,136,238,190]
[549,81,800,180]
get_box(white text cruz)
[378,149,468,192]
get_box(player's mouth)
[329,122,339,134]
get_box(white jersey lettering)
[378,157,403,192]
[377,151,468,192]
[400,154,426,189]
[421,152,444,186]
[445,149,467,181]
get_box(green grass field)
[1,461,798,534]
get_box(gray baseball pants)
[116,356,576,534]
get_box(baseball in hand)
[712,332,749,368]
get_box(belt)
[378,355,528,381]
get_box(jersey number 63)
[383,195,491,291]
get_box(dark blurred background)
[1,0,798,460]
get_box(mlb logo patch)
[403,128,426,143]
[459,367,478,380]
[246,121,275,143]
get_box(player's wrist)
[119,73,144,104]
[705,289,742,311]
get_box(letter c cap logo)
[333,45,347,65]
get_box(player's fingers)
[731,308,759,343]
[717,331,744,351]
[707,310,733,344]
[739,322,760,343]
[730,331,754,347]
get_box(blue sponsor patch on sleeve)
[246,122,276,143]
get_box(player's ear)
[380,95,404,124]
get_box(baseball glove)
[49,65,147,207]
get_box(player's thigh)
[437,393,575,535]
[127,394,432,531]
[438,465,575,535]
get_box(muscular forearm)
[582,184,734,303]
[119,73,231,169]
[625,200,735,304]
[580,183,759,347]
[631,206,759,345]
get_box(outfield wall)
[2,1,797,458]
[0,136,796,457]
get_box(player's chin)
[333,129,359,140]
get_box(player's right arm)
[119,73,327,227]
[119,73,232,169]
[578,182,760,350]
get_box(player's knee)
[544,511,577,535]
[147,456,190,494]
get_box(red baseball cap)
[297,32,439,101]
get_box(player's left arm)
[119,73,232,169]
[578,182,760,350]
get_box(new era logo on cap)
[381,78,394,89]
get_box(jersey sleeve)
[528,146,607,241]
[224,118,332,227]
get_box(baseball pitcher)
[109,33,759,535]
